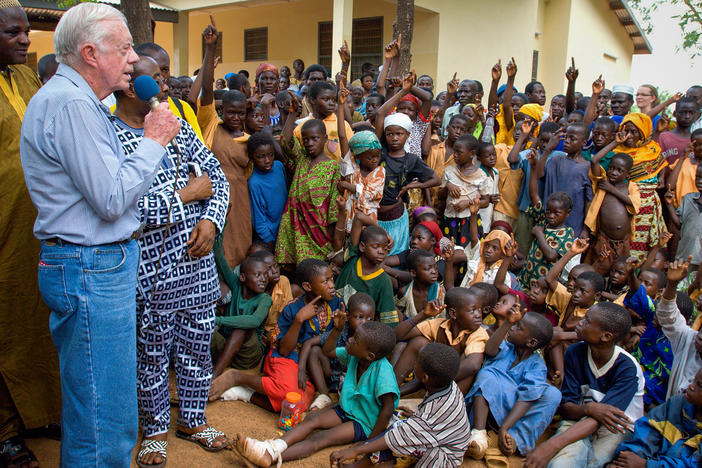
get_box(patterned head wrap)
[0,0,21,8]
[348,131,381,156]
[255,63,279,81]
[400,93,420,110]
[471,230,511,285]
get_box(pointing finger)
[209,14,216,28]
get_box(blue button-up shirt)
[20,64,166,245]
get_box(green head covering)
[348,130,381,155]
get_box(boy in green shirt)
[211,248,272,377]
[335,225,399,326]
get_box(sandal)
[175,426,229,452]
[0,437,38,468]
[135,439,168,468]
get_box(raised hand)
[615,131,628,145]
[507,305,526,324]
[296,295,323,323]
[671,91,683,103]
[625,257,639,274]
[526,148,538,167]
[656,114,671,133]
[570,237,589,255]
[203,15,219,46]
[332,302,347,331]
[592,74,605,94]
[423,299,445,318]
[338,40,351,65]
[658,231,673,248]
[565,57,579,82]
[545,128,565,151]
[506,57,517,78]
[447,72,459,94]
[491,59,502,82]
[442,237,456,260]
[286,90,301,116]
[664,184,675,205]
[338,82,350,105]
[468,197,481,215]
[521,120,535,135]
[505,233,519,258]
[402,70,415,93]
[667,257,692,283]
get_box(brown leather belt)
[44,231,140,247]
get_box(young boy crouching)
[235,319,399,467]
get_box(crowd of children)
[94,17,702,468]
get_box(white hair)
[54,3,128,66]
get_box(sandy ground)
[27,370,530,468]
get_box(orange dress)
[199,103,252,267]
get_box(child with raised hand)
[517,160,576,290]
[543,238,602,386]
[329,343,471,468]
[376,74,440,255]
[395,249,445,320]
[211,250,273,377]
[208,259,342,412]
[665,164,702,270]
[524,302,644,468]
[393,287,488,394]
[235,316,399,467]
[465,305,561,460]
[654,257,702,398]
[487,58,519,146]
[335,225,399,327]
[425,114,472,203]
[536,122,594,237]
[440,134,490,245]
[297,292,375,411]
[247,132,288,248]
[276,94,343,266]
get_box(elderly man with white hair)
[20,3,180,467]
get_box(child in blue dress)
[465,300,561,459]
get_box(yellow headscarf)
[518,104,544,123]
[615,113,667,182]
[471,230,512,285]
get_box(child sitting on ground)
[335,225,399,327]
[601,257,631,302]
[297,292,375,411]
[208,259,342,413]
[543,239,601,386]
[524,302,645,468]
[583,137,640,275]
[382,221,449,286]
[257,249,294,347]
[394,249,445,320]
[212,249,273,377]
[466,306,561,460]
[235,319,399,467]
[247,131,288,248]
[393,287,489,394]
[609,367,702,467]
[440,134,490,244]
[329,343,471,468]
[536,123,594,236]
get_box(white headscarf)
[383,112,413,132]
[612,84,635,96]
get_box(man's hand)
[656,114,671,133]
[187,219,216,258]
[592,74,605,95]
[144,101,180,147]
[295,295,323,323]
[584,402,631,434]
[521,120,536,135]
[544,127,564,152]
[447,72,459,95]
[260,93,275,108]
[565,57,579,82]
[491,59,502,82]
[338,40,351,66]
[179,172,214,204]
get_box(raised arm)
[664,186,681,228]
[374,71,414,139]
[280,92,302,153]
[485,305,524,357]
[583,75,604,127]
[508,121,533,164]
[647,92,683,118]
[527,149,540,206]
[590,133,621,178]
[376,36,399,97]
[503,58,517,132]
[411,81,433,118]
[564,57,578,114]
[337,83,350,157]
[494,234,517,296]
[487,59,501,110]
[545,238,589,291]
[337,40,351,81]
[199,18,218,107]
[535,128,563,179]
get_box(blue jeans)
[38,240,139,468]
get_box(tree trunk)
[121,0,153,45]
[393,0,414,75]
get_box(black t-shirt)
[380,151,434,206]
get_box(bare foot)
[549,371,562,388]
[209,369,240,401]
[498,430,516,457]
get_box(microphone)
[133,75,183,156]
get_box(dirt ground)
[27,371,528,468]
